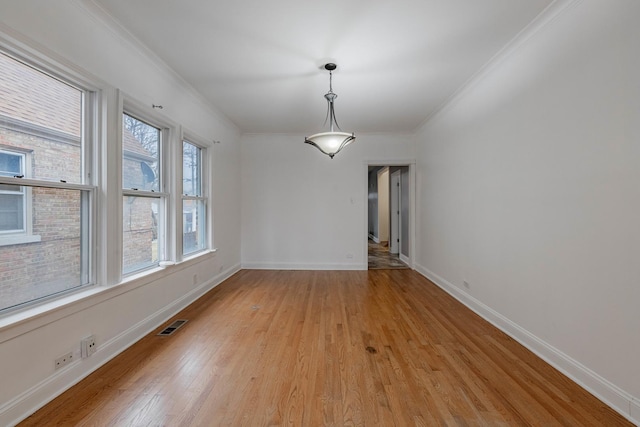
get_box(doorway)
[366,163,413,270]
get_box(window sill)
[0,248,218,344]
[0,285,105,341]
[0,234,42,247]
[156,248,218,269]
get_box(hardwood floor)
[20,270,632,426]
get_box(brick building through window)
[0,52,153,310]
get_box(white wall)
[0,1,241,425]
[377,168,390,244]
[414,0,639,422]
[241,133,414,269]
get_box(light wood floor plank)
[19,270,633,426]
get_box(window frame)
[0,46,98,312]
[0,149,27,234]
[181,137,209,257]
[120,104,172,276]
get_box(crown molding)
[72,0,240,133]
[417,0,584,130]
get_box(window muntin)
[182,140,206,255]
[0,50,93,312]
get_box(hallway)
[367,239,408,270]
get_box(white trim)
[0,262,240,427]
[363,159,416,270]
[241,262,363,271]
[72,0,239,133]
[121,189,167,198]
[120,102,176,273]
[102,87,122,286]
[631,399,640,424]
[414,263,639,426]
[0,250,217,340]
[0,23,108,94]
[418,0,583,128]
[0,177,95,192]
[365,158,417,167]
[0,40,100,311]
[399,254,410,265]
[180,137,209,260]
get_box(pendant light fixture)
[304,63,355,159]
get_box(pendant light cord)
[329,70,333,94]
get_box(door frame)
[363,159,416,269]
[390,169,401,254]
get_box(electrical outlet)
[463,280,470,289]
[81,335,96,358]
[346,253,354,259]
[192,274,198,285]
[55,352,74,369]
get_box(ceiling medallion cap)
[324,63,337,71]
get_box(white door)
[390,170,401,254]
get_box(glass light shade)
[304,131,355,159]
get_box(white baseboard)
[413,263,639,426]
[399,253,410,265]
[1,263,241,427]
[241,261,364,271]
[631,399,640,425]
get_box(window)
[0,46,214,313]
[122,113,165,274]
[0,51,93,312]
[0,150,26,233]
[182,140,207,255]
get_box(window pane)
[0,151,22,176]
[182,141,201,196]
[183,199,205,255]
[0,187,90,311]
[0,52,83,184]
[123,196,161,274]
[0,183,22,193]
[0,193,24,231]
[123,114,160,192]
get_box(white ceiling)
[89,0,553,134]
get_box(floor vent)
[157,319,188,336]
